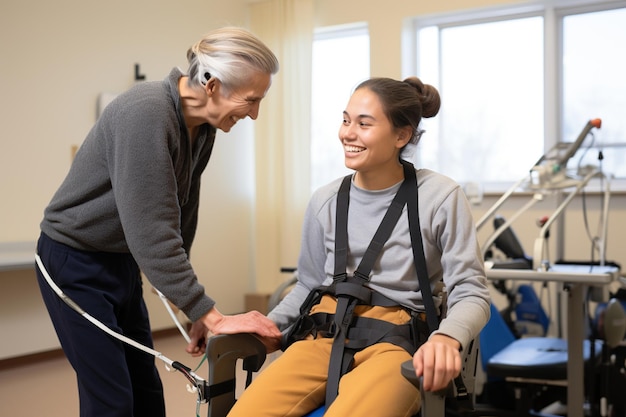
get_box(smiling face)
[206,71,272,132]
[338,87,411,186]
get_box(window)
[409,2,626,191]
[561,6,626,179]
[310,24,370,193]
[416,16,544,187]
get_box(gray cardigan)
[41,68,217,322]
[269,168,491,350]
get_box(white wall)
[1,0,624,359]
[0,0,257,359]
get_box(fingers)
[413,339,461,392]
[431,346,460,391]
[186,337,206,357]
[212,310,281,339]
[413,350,423,378]
[185,333,206,356]
[241,310,282,338]
[186,321,208,356]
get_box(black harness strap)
[333,168,414,284]
[406,163,440,334]
[333,176,351,283]
[326,160,429,407]
[405,161,470,403]
[286,160,469,409]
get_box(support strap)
[405,161,440,334]
[299,160,469,410]
[332,166,414,285]
[326,160,439,408]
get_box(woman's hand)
[186,320,209,357]
[186,307,282,357]
[208,309,281,337]
[212,311,282,353]
[412,334,461,392]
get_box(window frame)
[404,0,626,193]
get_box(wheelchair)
[202,266,481,417]
[203,332,480,417]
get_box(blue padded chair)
[479,303,517,375]
[302,406,324,417]
[474,303,603,417]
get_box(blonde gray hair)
[186,26,279,95]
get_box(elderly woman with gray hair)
[35,27,279,417]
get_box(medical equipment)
[475,117,625,417]
[528,118,602,190]
[35,254,212,417]
[478,118,609,271]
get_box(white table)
[0,241,36,272]
[486,263,620,417]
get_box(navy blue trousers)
[36,233,165,417]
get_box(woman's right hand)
[201,307,282,350]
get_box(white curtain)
[250,0,313,292]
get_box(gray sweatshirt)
[269,168,491,350]
[40,68,217,322]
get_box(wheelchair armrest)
[206,333,267,417]
[400,339,478,416]
[401,360,446,416]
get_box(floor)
[0,330,275,417]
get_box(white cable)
[35,254,174,365]
[155,288,191,343]
[35,254,208,406]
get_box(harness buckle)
[353,270,369,282]
[333,273,348,283]
[324,321,338,338]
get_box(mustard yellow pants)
[226,296,421,417]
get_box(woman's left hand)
[412,334,461,392]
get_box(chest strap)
[326,160,439,408]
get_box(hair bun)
[403,77,441,118]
